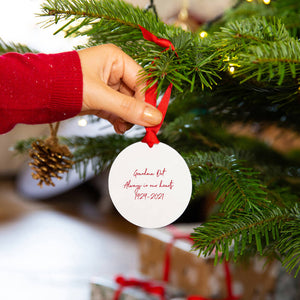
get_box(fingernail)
[143,106,163,125]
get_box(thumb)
[96,84,163,127]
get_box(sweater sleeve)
[0,51,83,134]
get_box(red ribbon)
[187,296,215,300]
[139,25,176,52]
[163,225,193,282]
[163,226,240,300]
[139,26,176,147]
[222,261,240,300]
[186,263,240,300]
[114,275,165,300]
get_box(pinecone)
[29,139,73,187]
[28,123,74,187]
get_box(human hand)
[77,44,162,134]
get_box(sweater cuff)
[48,51,83,120]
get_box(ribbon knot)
[142,130,160,147]
[139,26,176,148]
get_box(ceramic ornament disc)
[108,142,192,228]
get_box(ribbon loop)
[139,25,176,52]
[139,26,176,148]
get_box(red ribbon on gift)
[114,275,166,300]
[163,225,240,300]
[138,25,177,147]
[187,296,215,300]
[163,225,194,282]
[186,262,240,300]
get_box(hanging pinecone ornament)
[29,122,74,187]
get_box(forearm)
[0,51,83,134]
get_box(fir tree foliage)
[0,39,37,54]
[62,134,138,178]
[191,205,296,262]
[40,0,220,94]
[215,17,300,86]
[9,0,300,275]
[185,151,269,214]
[39,0,300,104]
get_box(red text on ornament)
[123,180,142,190]
[156,168,167,177]
[133,168,154,178]
[159,179,174,190]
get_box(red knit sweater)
[0,51,83,134]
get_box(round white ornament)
[108,142,192,228]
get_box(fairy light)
[199,31,208,38]
[229,66,235,74]
[78,117,88,127]
[225,55,240,74]
[228,63,236,74]
[246,0,253,2]
[263,0,271,5]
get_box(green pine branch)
[185,151,269,214]
[40,1,300,99]
[277,208,300,276]
[191,206,298,266]
[0,38,38,54]
[206,0,300,36]
[40,0,167,38]
[272,0,300,34]
[214,17,290,57]
[39,0,220,92]
[215,17,300,86]
[235,39,300,85]
[62,134,138,178]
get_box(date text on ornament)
[108,142,192,228]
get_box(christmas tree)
[7,0,300,276]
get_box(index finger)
[121,51,147,102]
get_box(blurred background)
[0,1,232,299]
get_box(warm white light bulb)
[78,118,88,127]
[263,0,271,5]
[229,66,235,74]
[246,0,253,3]
[199,31,208,38]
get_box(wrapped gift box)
[138,225,280,300]
[90,276,185,300]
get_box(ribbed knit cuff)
[48,51,83,120]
